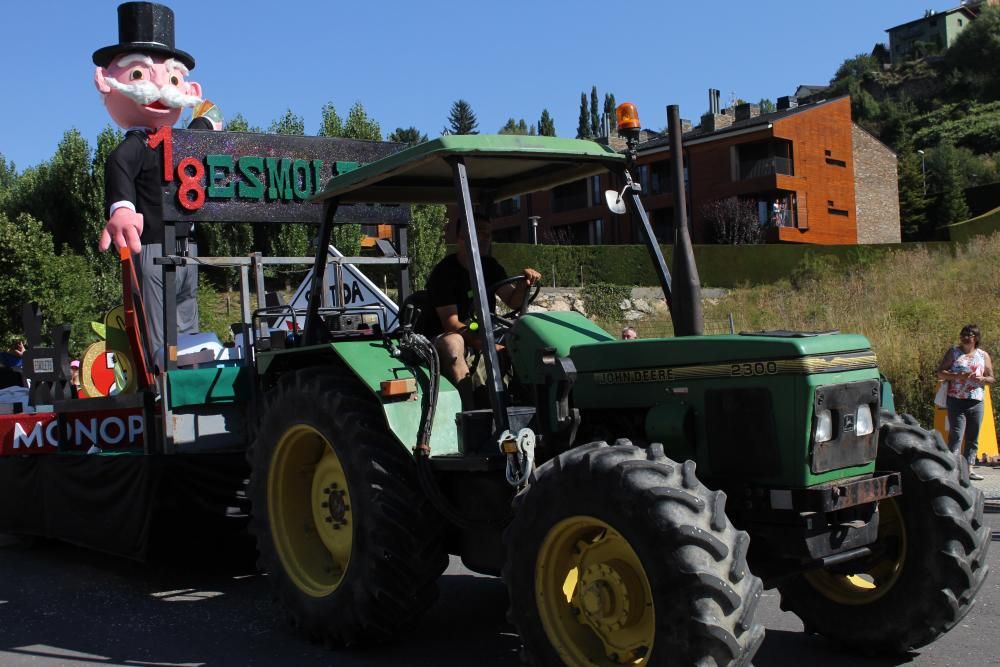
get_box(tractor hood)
[569,332,877,380]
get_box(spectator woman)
[936,324,994,480]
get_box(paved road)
[1,508,998,666]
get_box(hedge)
[944,205,1000,244]
[489,241,953,288]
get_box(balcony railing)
[739,156,793,180]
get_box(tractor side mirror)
[604,189,626,215]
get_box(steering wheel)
[487,275,541,331]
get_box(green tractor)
[247,107,989,666]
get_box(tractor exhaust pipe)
[667,105,703,336]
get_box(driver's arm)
[497,267,542,309]
[435,304,481,351]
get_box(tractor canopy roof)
[311,134,624,206]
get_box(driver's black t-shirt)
[424,253,508,338]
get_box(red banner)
[0,408,144,456]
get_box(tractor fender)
[329,340,462,456]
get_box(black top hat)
[92,2,196,70]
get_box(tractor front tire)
[248,367,447,646]
[777,412,991,653]
[504,440,764,667]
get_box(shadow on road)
[755,630,916,666]
[0,522,931,666]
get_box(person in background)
[622,326,638,340]
[70,360,82,395]
[0,340,25,369]
[936,324,994,480]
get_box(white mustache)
[104,77,202,108]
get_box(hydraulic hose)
[398,331,490,531]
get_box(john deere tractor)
[247,105,989,666]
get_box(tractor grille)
[810,379,880,474]
[705,388,779,479]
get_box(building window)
[496,195,521,217]
[825,157,847,167]
[591,175,602,206]
[737,140,793,180]
[551,179,589,213]
[828,208,849,216]
[650,161,671,194]
[639,165,650,194]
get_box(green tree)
[267,109,305,136]
[318,102,343,137]
[603,93,616,128]
[225,113,261,133]
[576,92,590,139]
[408,204,448,292]
[446,99,479,135]
[896,141,929,240]
[0,153,15,208]
[0,211,97,350]
[3,130,103,264]
[832,53,880,83]
[388,127,428,145]
[590,86,600,138]
[930,140,971,228]
[344,102,382,141]
[946,6,1000,99]
[499,118,532,135]
[758,98,776,114]
[538,109,556,136]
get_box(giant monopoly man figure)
[93,2,221,354]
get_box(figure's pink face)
[94,53,203,129]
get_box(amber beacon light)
[616,102,641,131]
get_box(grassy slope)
[599,233,1000,429]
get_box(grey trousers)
[137,241,199,358]
[946,396,984,465]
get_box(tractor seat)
[399,290,432,336]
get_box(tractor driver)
[424,217,541,408]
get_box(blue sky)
[1,0,933,170]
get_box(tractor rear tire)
[503,440,764,667]
[777,412,991,653]
[248,367,447,646]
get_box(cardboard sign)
[157,128,411,225]
[275,246,400,332]
[0,407,144,456]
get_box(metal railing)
[739,157,793,180]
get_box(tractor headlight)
[856,404,875,436]
[814,409,833,443]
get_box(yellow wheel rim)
[268,424,352,597]
[804,498,907,605]
[536,516,655,666]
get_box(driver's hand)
[522,268,542,285]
